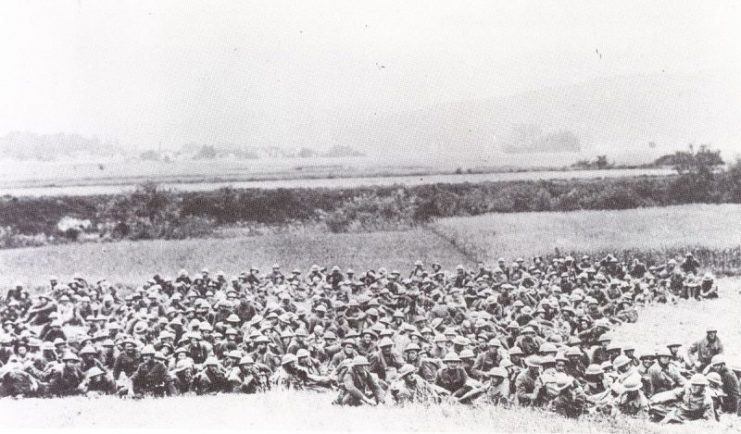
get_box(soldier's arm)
[342,374,367,402]
[457,385,486,402]
[369,374,385,403]
[112,357,122,380]
[514,374,530,403]
[702,396,716,421]
[471,355,484,374]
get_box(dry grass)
[613,277,741,367]
[433,204,741,261]
[2,389,738,432]
[4,203,741,288]
[0,390,664,432]
[0,229,472,287]
[2,206,741,431]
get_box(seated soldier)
[337,356,384,406]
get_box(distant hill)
[0,132,125,160]
[502,125,580,153]
[350,71,741,163]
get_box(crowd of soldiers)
[0,252,738,425]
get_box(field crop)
[2,206,741,431]
[432,204,741,269]
[4,203,741,288]
[2,159,741,248]
[0,228,472,287]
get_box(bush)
[98,183,214,240]
[6,153,741,245]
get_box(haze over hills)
[349,70,741,164]
[0,132,125,160]
[1,71,739,166]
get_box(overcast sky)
[1,0,739,149]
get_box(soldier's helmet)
[621,375,642,392]
[706,372,723,387]
[281,354,298,366]
[352,355,370,367]
[612,355,631,370]
[398,364,416,378]
[378,337,394,348]
[62,351,80,362]
[442,352,461,363]
[87,366,105,378]
[486,367,507,378]
[690,373,708,386]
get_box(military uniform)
[130,360,168,396]
[339,368,384,406]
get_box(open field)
[611,278,741,366]
[0,229,472,287]
[2,205,741,431]
[0,166,672,197]
[0,153,668,196]
[433,204,741,262]
[4,203,741,287]
[0,389,726,432]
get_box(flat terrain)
[0,389,693,432]
[0,155,671,197]
[612,278,741,366]
[0,229,473,287]
[433,203,741,261]
[3,203,741,288]
[1,205,740,431]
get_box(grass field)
[4,204,741,288]
[2,205,741,431]
[0,389,720,432]
[2,386,738,432]
[432,204,741,262]
[611,278,741,367]
[0,229,473,287]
